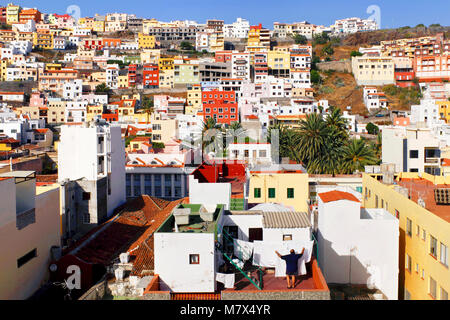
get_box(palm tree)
[141,96,154,124]
[325,106,349,140]
[225,121,247,145]
[267,123,301,163]
[341,139,378,174]
[297,113,330,167]
[201,117,222,155]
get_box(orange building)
[19,8,42,23]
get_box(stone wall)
[317,61,352,73]
[142,292,171,300]
[221,290,330,300]
[78,277,108,300]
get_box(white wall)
[317,198,399,300]
[154,232,216,293]
[189,175,231,209]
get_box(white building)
[227,142,272,166]
[106,64,119,90]
[231,53,251,81]
[316,189,399,300]
[0,171,60,300]
[410,98,443,127]
[58,122,126,222]
[63,79,83,101]
[223,18,250,38]
[363,87,388,112]
[332,17,379,35]
[382,126,446,175]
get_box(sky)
[10,0,450,29]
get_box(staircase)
[216,226,263,290]
[229,197,245,210]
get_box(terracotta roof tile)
[318,190,360,203]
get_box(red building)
[102,111,119,123]
[202,89,238,125]
[143,64,159,88]
[128,64,137,87]
[0,7,7,24]
[83,38,103,50]
[215,51,233,63]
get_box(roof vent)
[418,198,426,208]
[173,208,191,225]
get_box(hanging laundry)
[231,258,244,269]
[224,273,235,288]
[233,239,254,261]
[298,240,315,275]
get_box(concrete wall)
[189,175,231,209]
[154,232,216,293]
[317,60,352,73]
[317,197,399,300]
[0,183,60,299]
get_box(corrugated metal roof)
[262,211,311,229]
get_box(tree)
[292,34,308,45]
[415,24,425,28]
[297,113,330,167]
[201,117,222,154]
[429,23,441,28]
[350,50,363,57]
[313,32,330,45]
[322,43,334,56]
[325,106,349,140]
[310,69,322,85]
[95,83,110,94]
[180,41,194,51]
[366,122,379,135]
[341,139,378,173]
[141,96,154,123]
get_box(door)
[248,228,263,242]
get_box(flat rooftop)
[157,204,224,234]
[396,177,450,223]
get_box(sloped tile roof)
[262,211,311,229]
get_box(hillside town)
[0,2,449,303]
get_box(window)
[422,269,425,279]
[440,243,448,267]
[254,188,261,198]
[406,218,412,237]
[259,150,267,158]
[268,188,276,198]
[189,254,199,264]
[283,234,292,241]
[441,287,448,300]
[406,254,412,272]
[416,225,420,236]
[287,188,294,199]
[82,192,91,201]
[429,277,437,299]
[17,249,37,268]
[430,235,437,257]
[422,229,426,241]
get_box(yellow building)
[86,105,104,122]
[118,75,129,89]
[185,84,202,115]
[6,3,20,25]
[33,32,53,50]
[159,56,174,71]
[437,101,450,123]
[248,170,309,212]
[138,33,156,49]
[0,59,8,81]
[92,21,105,33]
[159,69,174,89]
[45,63,62,71]
[267,50,291,70]
[363,172,450,300]
[150,113,178,144]
[141,49,161,64]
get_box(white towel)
[233,239,254,261]
[232,258,244,269]
[224,273,235,288]
[298,240,314,275]
[216,272,226,284]
[253,240,305,268]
